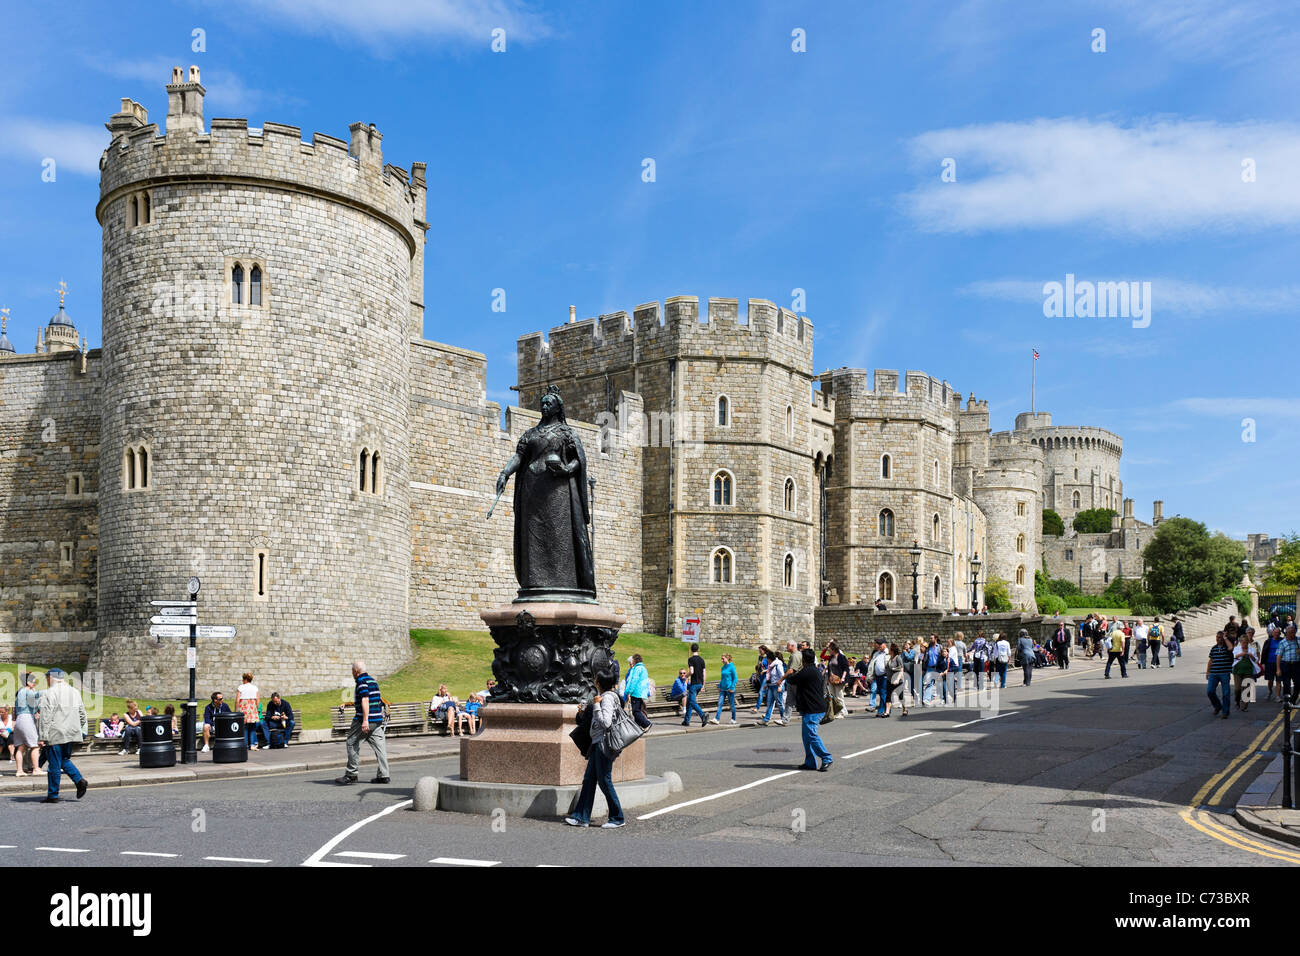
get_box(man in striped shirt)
[338,660,390,784]
[1206,632,1235,719]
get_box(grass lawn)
[1,629,759,731]
[1062,607,1132,617]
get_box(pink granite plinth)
[479,602,627,629]
[460,702,645,786]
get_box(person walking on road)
[36,669,87,803]
[12,671,43,777]
[714,653,738,725]
[869,640,890,716]
[779,648,832,772]
[338,660,389,784]
[1207,631,1234,718]
[885,642,908,717]
[825,641,850,720]
[1134,620,1149,669]
[1148,619,1164,667]
[991,633,1010,689]
[1052,622,1069,669]
[624,654,652,729]
[565,670,626,829]
[970,632,989,690]
[682,643,710,727]
[759,649,788,726]
[1104,622,1129,679]
[1277,624,1300,705]
[1017,629,1036,686]
[1232,629,1262,712]
[1169,618,1183,668]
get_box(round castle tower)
[1013,411,1122,525]
[973,433,1043,612]
[90,67,428,695]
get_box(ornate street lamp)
[909,540,922,610]
[970,552,981,611]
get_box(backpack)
[1232,655,1255,678]
[1148,623,1161,640]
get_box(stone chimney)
[1153,500,1163,525]
[106,98,148,139]
[569,305,577,324]
[165,65,205,134]
[1123,497,1134,518]
[348,122,383,170]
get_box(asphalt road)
[4,651,1294,867]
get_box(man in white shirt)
[951,632,967,696]
[1133,619,1150,669]
[993,635,1012,689]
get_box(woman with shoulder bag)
[565,671,627,829]
[884,643,907,717]
[623,654,652,729]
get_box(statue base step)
[434,773,673,819]
[460,702,644,786]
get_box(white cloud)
[0,118,105,175]
[1108,0,1297,64]
[960,278,1300,315]
[221,0,552,47]
[904,117,1300,235]
[1167,397,1300,420]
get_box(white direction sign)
[149,624,190,639]
[196,625,237,639]
[151,615,196,625]
[159,605,195,616]
[151,601,197,608]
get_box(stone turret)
[43,281,79,354]
[0,307,14,355]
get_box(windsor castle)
[0,69,1167,694]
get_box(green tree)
[1142,517,1245,612]
[1042,508,1065,537]
[1263,534,1300,590]
[984,576,1013,612]
[1073,508,1118,534]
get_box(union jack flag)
[1033,349,1039,360]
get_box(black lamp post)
[970,553,981,611]
[909,540,922,610]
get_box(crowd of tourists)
[1205,613,1298,718]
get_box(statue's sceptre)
[486,483,506,519]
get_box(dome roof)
[48,304,75,329]
[0,332,14,355]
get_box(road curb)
[1233,807,1300,848]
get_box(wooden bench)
[330,701,432,738]
[78,706,303,754]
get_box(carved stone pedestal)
[481,602,627,703]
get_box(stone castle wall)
[973,433,1043,612]
[1014,414,1123,523]
[89,106,423,696]
[0,351,100,665]
[408,339,644,630]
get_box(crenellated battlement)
[517,295,815,382]
[817,367,961,424]
[988,431,1045,465]
[98,80,427,255]
[1015,419,1123,459]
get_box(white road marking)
[203,856,271,863]
[841,732,933,759]
[0,845,17,849]
[336,850,405,860]
[36,846,91,853]
[429,857,499,866]
[302,798,413,867]
[951,712,1018,729]
[121,851,180,858]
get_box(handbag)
[569,701,594,758]
[603,699,647,757]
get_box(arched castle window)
[359,449,369,492]
[123,444,150,491]
[712,469,733,506]
[142,192,150,224]
[879,508,895,537]
[716,395,729,427]
[250,265,262,306]
[1017,501,1027,517]
[1016,533,1026,553]
[933,460,939,485]
[130,196,139,228]
[785,405,793,438]
[712,547,734,584]
[783,553,795,588]
[371,451,383,496]
[933,575,941,603]
[877,571,895,602]
[1074,468,1079,479]
[1015,565,1026,586]
[932,513,940,542]
[231,263,244,305]
[357,448,383,495]
[784,477,795,512]
[881,454,891,479]
[1072,490,1081,509]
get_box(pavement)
[1233,710,1300,848]
[6,641,1299,867]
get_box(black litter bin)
[212,713,247,763]
[139,714,176,768]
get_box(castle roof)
[0,307,13,354]
[48,303,75,329]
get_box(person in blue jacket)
[623,654,652,728]
[714,654,738,724]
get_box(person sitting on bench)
[428,684,461,735]
[201,692,232,753]
[458,693,484,735]
[264,692,294,748]
[668,669,689,717]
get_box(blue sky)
[1,0,1297,538]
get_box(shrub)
[1073,508,1118,534]
[984,576,1013,612]
[1038,593,1069,615]
[1042,509,1065,537]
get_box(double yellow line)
[1181,710,1300,863]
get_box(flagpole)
[1031,350,1036,418]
